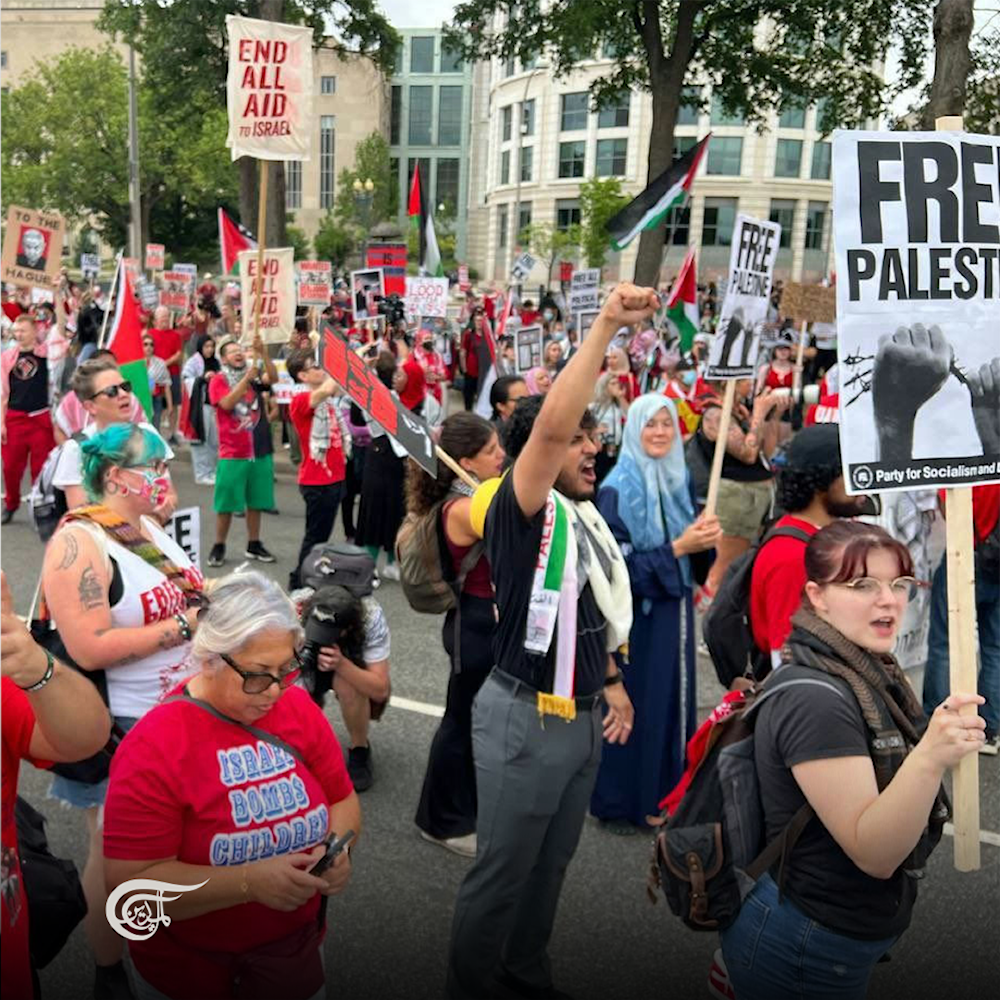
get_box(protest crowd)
[1,16,998,1000]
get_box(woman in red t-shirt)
[103,571,361,1000]
[761,328,795,391]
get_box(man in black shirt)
[446,283,659,1000]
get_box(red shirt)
[937,484,1000,546]
[150,327,183,377]
[209,372,258,460]
[289,393,346,486]
[764,366,794,390]
[749,516,819,655]
[520,308,540,326]
[398,356,427,412]
[2,302,23,322]
[2,679,51,1000]
[103,684,353,999]
[461,329,483,378]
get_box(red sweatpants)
[3,409,55,512]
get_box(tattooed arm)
[41,525,192,671]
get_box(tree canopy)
[578,177,629,271]
[335,132,394,229]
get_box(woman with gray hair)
[103,570,361,1000]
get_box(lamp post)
[353,177,375,268]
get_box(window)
[774,138,803,178]
[556,199,581,231]
[664,205,690,246]
[596,138,627,177]
[523,52,539,70]
[769,199,795,248]
[393,44,403,74]
[320,76,336,95]
[438,85,463,145]
[500,150,511,185]
[522,99,535,137]
[677,86,701,125]
[560,92,588,131]
[558,140,586,178]
[320,116,336,209]
[390,157,400,211]
[804,201,827,250]
[1,51,8,70]
[710,94,743,126]
[520,145,533,182]
[778,101,805,128]
[707,136,742,175]
[436,159,459,212]
[285,161,302,210]
[504,55,515,77]
[814,97,833,132]
[390,86,402,145]
[597,93,630,128]
[601,39,621,60]
[410,36,435,73]
[702,198,737,246]
[502,106,512,143]
[440,42,462,73]
[498,205,509,248]
[408,85,433,145]
[518,202,532,237]
[811,140,831,180]
[672,135,697,163]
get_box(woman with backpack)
[591,395,720,833]
[181,333,220,486]
[720,520,985,999]
[38,424,204,1000]
[409,411,505,857]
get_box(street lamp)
[353,177,375,267]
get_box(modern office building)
[467,49,851,288]
[388,28,474,264]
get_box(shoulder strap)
[760,524,813,547]
[163,692,304,764]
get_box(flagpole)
[97,253,123,349]
[251,160,270,345]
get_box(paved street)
[3,444,998,1000]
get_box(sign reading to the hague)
[1,206,65,290]
[705,213,781,379]
[780,282,836,325]
[238,247,296,342]
[832,129,1000,494]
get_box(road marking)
[942,823,1000,848]
[389,695,445,719]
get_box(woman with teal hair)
[39,422,204,997]
[592,394,721,832]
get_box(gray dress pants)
[447,671,603,998]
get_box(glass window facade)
[561,92,588,131]
[502,105,512,142]
[706,136,742,175]
[558,140,586,178]
[811,141,832,180]
[500,150,510,184]
[438,85,463,146]
[556,199,581,231]
[710,95,744,126]
[778,102,805,128]
[440,43,462,73]
[518,202,532,237]
[436,158,459,212]
[498,205,509,247]
[596,138,627,176]
[702,198,737,246]
[664,205,690,246]
[390,86,401,145]
[320,76,336,95]
[319,116,335,209]
[677,86,701,125]
[408,85,433,145]
[520,145,533,182]
[774,138,803,178]
[804,201,827,250]
[522,99,535,137]
[597,94,630,129]
[673,135,697,163]
[410,36,434,73]
[769,199,795,248]
[285,161,302,210]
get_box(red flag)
[218,208,257,275]
[105,263,153,418]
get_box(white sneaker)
[380,562,401,582]
[979,734,999,756]
[419,830,477,858]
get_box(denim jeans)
[720,874,897,1000]
[921,559,1000,735]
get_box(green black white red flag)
[407,164,443,277]
[665,247,699,352]
[105,261,153,418]
[606,134,710,251]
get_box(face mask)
[681,370,696,387]
[543,310,555,322]
[123,468,171,507]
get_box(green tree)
[446,1,932,285]
[520,222,581,288]
[285,217,312,260]
[578,177,629,271]
[313,212,356,267]
[335,132,394,229]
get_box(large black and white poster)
[833,129,1000,494]
[705,214,781,379]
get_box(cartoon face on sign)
[16,227,49,271]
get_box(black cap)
[785,423,841,473]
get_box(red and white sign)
[145,243,165,271]
[458,264,470,291]
[238,247,296,343]
[559,261,574,283]
[160,270,192,310]
[298,260,332,306]
[404,276,449,318]
[226,15,314,162]
[122,258,141,281]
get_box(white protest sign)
[80,253,100,278]
[160,270,192,310]
[705,214,781,379]
[298,260,332,306]
[510,252,536,283]
[226,15,314,162]
[145,243,165,271]
[571,268,600,290]
[576,309,600,341]
[136,278,160,311]
[404,276,449,318]
[163,506,201,570]
[174,263,198,281]
[238,247,296,342]
[833,129,1000,494]
[514,324,543,373]
[569,288,599,312]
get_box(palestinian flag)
[105,262,152,419]
[218,207,257,275]
[606,134,711,251]
[407,165,443,277]
[665,248,699,352]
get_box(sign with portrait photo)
[513,324,543,374]
[145,243,165,271]
[1,205,65,291]
[298,260,332,307]
[350,268,385,321]
[160,270,193,310]
[576,310,600,342]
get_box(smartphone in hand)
[309,829,355,876]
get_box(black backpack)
[702,524,811,687]
[300,542,376,597]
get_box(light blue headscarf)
[602,394,695,582]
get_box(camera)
[375,292,407,326]
[299,586,366,705]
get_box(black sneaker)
[207,544,226,567]
[245,541,276,563]
[94,960,134,1000]
[347,744,374,792]
[1,506,15,525]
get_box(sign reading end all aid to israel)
[226,15,313,162]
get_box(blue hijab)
[603,394,695,582]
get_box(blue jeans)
[921,559,1000,735]
[720,874,897,1000]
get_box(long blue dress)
[590,484,697,826]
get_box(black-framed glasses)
[89,381,132,400]
[220,650,303,694]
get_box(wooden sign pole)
[96,254,123,349]
[703,379,736,518]
[935,114,980,872]
[792,318,808,400]
[251,159,270,345]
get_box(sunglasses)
[89,381,132,400]
[220,650,303,694]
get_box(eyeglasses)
[831,576,922,602]
[89,381,132,400]
[220,650,303,694]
